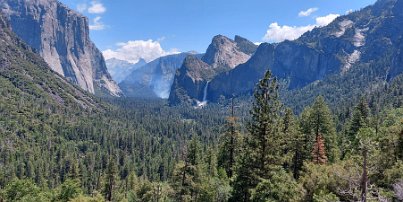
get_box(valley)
[0,0,402,201]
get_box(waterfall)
[202,81,209,102]
[195,81,210,109]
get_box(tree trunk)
[361,148,368,202]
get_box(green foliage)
[0,179,50,202]
[232,70,286,201]
[69,193,105,202]
[283,108,303,178]
[300,161,360,201]
[344,98,371,156]
[312,191,339,202]
[218,101,241,178]
[250,169,305,202]
[198,173,232,202]
[383,161,403,186]
[308,96,339,162]
[58,179,83,202]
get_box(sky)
[59,0,376,64]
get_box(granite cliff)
[0,0,121,96]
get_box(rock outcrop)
[0,0,121,96]
[169,35,257,105]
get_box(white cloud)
[263,13,340,42]
[298,7,318,17]
[315,14,340,26]
[102,40,180,64]
[346,9,353,14]
[263,23,316,42]
[89,16,106,30]
[88,1,106,14]
[76,3,87,13]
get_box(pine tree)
[283,108,304,179]
[231,148,255,202]
[206,149,218,177]
[172,138,203,202]
[308,96,338,162]
[218,99,241,178]
[299,106,313,170]
[347,98,370,148]
[104,157,117,201]
[232,70,284,201]
[311,134,328,165]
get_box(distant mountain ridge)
[169,35,257,105]
[168,0,403,105]
[120,53,194,99]
[0,0,121,97]
[106,58,147,83]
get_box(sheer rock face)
[207,0,403,102]
[0,0,121,96]
[0,13,99,110]
[169,35,257,105]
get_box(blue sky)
[59,0,376,63]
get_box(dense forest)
[0,66,402,201]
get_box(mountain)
[106,58,147,83]
[0,13,100,113]
[207,0,403,102]
[119,53,194,99]
[0,0,121,97]
[169,35,257,105]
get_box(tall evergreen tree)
[232,70,284,201]
[206,149,218,177]
[307,96,339,162]
[172,137,203,202]
[347,98,370,149]
[104,157,117,201]
[283,108,304,179]
[218,99,241,178]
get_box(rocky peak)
[201,35,253,73]
[0,0,121,97]
[234,35,258,55]
[169,35,257,105]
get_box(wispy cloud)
[263,13,340,42]
[88,1,106,14]
[102,40,180,64]
[298,7,318,17]
[76,1,107,31]
[76,3,87,13]
[89,16,106,30]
